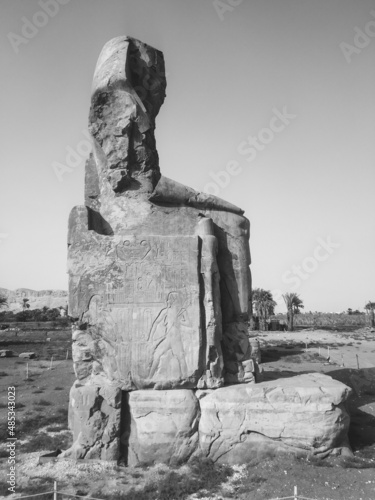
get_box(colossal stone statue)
[68,36,254,393]
[63,37,351,463]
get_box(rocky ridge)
[0,287,68,312]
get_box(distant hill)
[0,288,68,312]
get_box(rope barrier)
[13,491,104,500]
[268,497,318,500]
[13,485,320,500]
[20,357,70,381]
[11,490,55,499]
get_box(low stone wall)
[0,321,70,330]
[0,324,71,359]
[271,314,370,331]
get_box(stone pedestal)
[61,378,121,461]
[197,373,352,464]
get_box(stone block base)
[60,379,121,461]
[63,373,352,465]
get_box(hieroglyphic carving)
[94,236,201,389]
[106,237,192,306]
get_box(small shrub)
[236,474,267,493]
[46,425,67,433]
[17,411,67,437]
[75,490,89,497]
[308,458,334,468]
[33,389,45,394]
[0,371,8,377]
[56,407,68,417]
[37,364,50,370]
[0,423,8,440]
[54,386,64,390]
[285,355,303,364]
[339,456,375,469]
[0,480,11,497]
[34,399,52,406]
[17,478,55,499]
[131,472,143,479]
[20,431,72,452]
[93,458,233,500]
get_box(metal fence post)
[294,485,298,500]
[53,481,57,500]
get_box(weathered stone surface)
[110,374,351,465]
[61,377,121,461]
[64,35,271,462]
[71,327,95,381]
[149,175,244,214]
[68,204,251,389]
[349,368,375,396]
[127,389,199,466]
[69,228,207,390]
[249,338,261,364]
[68,36,255,391]
[196,218,224,389]
[0,349,13,357]
[90,36,166,197]
[203,209,252,384]
[63,36,354,466]
[19,352,36,359]
[197,373,352,463]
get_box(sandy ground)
[255,328,375,370]
[0,328,374,499]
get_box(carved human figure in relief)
[148,291,193,379]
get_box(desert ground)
[0,327,374,500]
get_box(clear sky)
[0,0,374,313]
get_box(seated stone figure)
[63,37,352,464]
[65,36,255,460]
[69,36,254,391]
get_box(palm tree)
[0,294,8,309]
[283,293,304,331]
[252,288,276,331]
[365,301,375,327]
